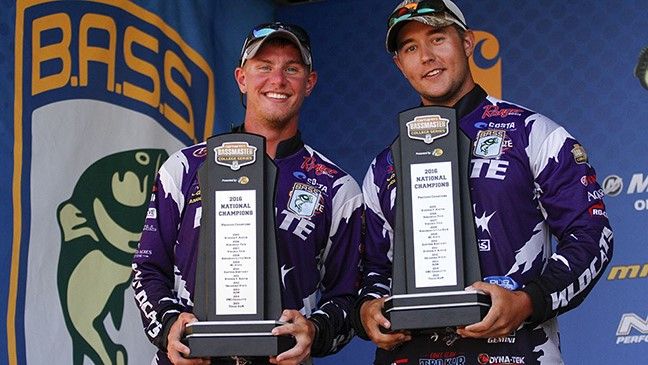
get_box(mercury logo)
[602,175,623,196]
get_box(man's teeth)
[266,92,288,99]
[425,69,441,77]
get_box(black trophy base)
[184,320,296,357]
[384,290,491,332]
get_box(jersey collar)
[452,84,488,121]
[231,124,304,159]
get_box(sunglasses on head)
[242,22,311,53]
[388,0,466,29]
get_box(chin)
[264,115,292,129]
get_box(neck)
[243,119,298,159]
[421,78,476,107]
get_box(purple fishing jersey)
[357,86,613,365]
[132,130,363,364]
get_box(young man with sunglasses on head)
[132,22,363,365]
[353,1,613,364]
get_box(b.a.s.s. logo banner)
[11,1,214,364]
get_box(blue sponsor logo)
[484,276,519,290]
[474,121,488,129]
[293,171,307,180]
[386,150,394,166]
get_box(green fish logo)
[56,149,168,364]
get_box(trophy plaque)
[184,132,295,357]
[384,106,491,331]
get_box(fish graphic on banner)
[56,149,167,364]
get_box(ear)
[304,70,318,96]
[463,29,475,58]
[393,53,406,77]
[234,67,247,93]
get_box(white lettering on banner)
[616,313,648,345]
[627,174,648,194]
[470,159,509,180]
[634,199,648,211]
[550,227,612,310]
[617,313,648,335]
[616,335,648,344]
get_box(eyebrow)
[397,27,447,51]
[255,58,305,68]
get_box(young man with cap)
[354,1,613,364]
[132,22,363,365]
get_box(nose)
[420,43,436,63]
[268,68,287,86]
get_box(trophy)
[184,133,295,356]
[384,106,491,331]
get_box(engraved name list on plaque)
[385,106,491,331]
[184,132,294,357]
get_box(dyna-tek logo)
[616,313,648,345]
[406,115,449,144]
[602,173,648,211]
[214,142,257,171]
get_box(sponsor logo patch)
[301,156,338,177]
[287,183,321,218]
[481,105,523,119]
[484,275,519,290]
[146,207,157,219]
[571,144,588,164]
[474,130,507,158]
[580,174,597,187]
[478,239,491,252]
[588,202,608,217]
[193,146,207,157]
[477,353,525,364]
[293,171,307,180]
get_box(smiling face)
[235,39,317,131]
[393,21,475,107]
